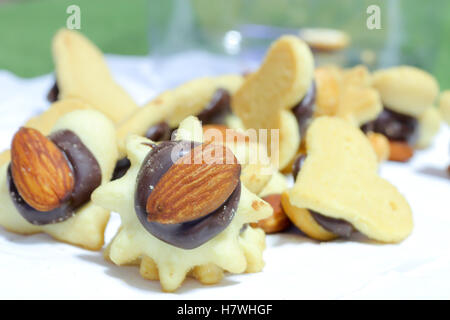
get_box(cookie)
[116,75,243,156]
[0,99,92,167]
[232,36,315,169]
[314,65,382,126]
[416,107,442,149]
[52,29,138,124]
[286,117,413,243]
[92,116,272,291]
[0,110,118,250]
[439,90,450,124]
[299,28,350,52]
[372,66,439,117]
[364,66,440,157]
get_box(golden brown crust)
[281,192,337,241]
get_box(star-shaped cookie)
[92,116,272,291]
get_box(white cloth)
[0,55,449,299]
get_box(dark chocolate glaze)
[8,130,102,225]
[135,140,240,249]
[310,210,354,238]
[49,130,102,208]
[47,81,59,103]
[112,158,131,181]
[145,122,172,142]
[292,154,307,181]
[197,88,231,125]
[292,81,316,137]
[361,107,418,145]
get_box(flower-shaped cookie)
[282,117,413,243]
[232,36,315,170]
[0,110,118,250]
[92,116,272,292]
[51,29,138,124]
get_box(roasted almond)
[11,127,74,212]
[146,143,240,224]
[388,141,414,162]
[251,194,291,233]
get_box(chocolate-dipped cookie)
[92,116,272,292]
[365,66,440,161]
[0,110,118,250]
[283,117,413,243]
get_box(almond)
[146,143,241,224]
[11,127,74,212]
[388,141,414,162]
[251,194,291,233]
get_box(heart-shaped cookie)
[288,116,413,243]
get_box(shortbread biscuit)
[416,107,442,149]
[116,75,243,156]
[299,28,350,52]
[288,117,413,243]
[92,116,272,291]
[315,65,382,126]
[439,90,450,124]
[372,66,439,117]
[232,36,314,169]
[52,29,138,123]
[0,110,118,250]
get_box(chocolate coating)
[145,122,172,142]
[197,88,231,125]
[47,81,59,103]
[292,154,307,181]
[135,140,240,249]
[292,81,316,137]
[310,210,354,238]
[112,158,131,181]
[361,108,418,145]
[8,130,102,225]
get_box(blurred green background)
[0,0,449,88]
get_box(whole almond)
[11,127,75,212]
[388,141,414,162]
[146,143,240,224]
